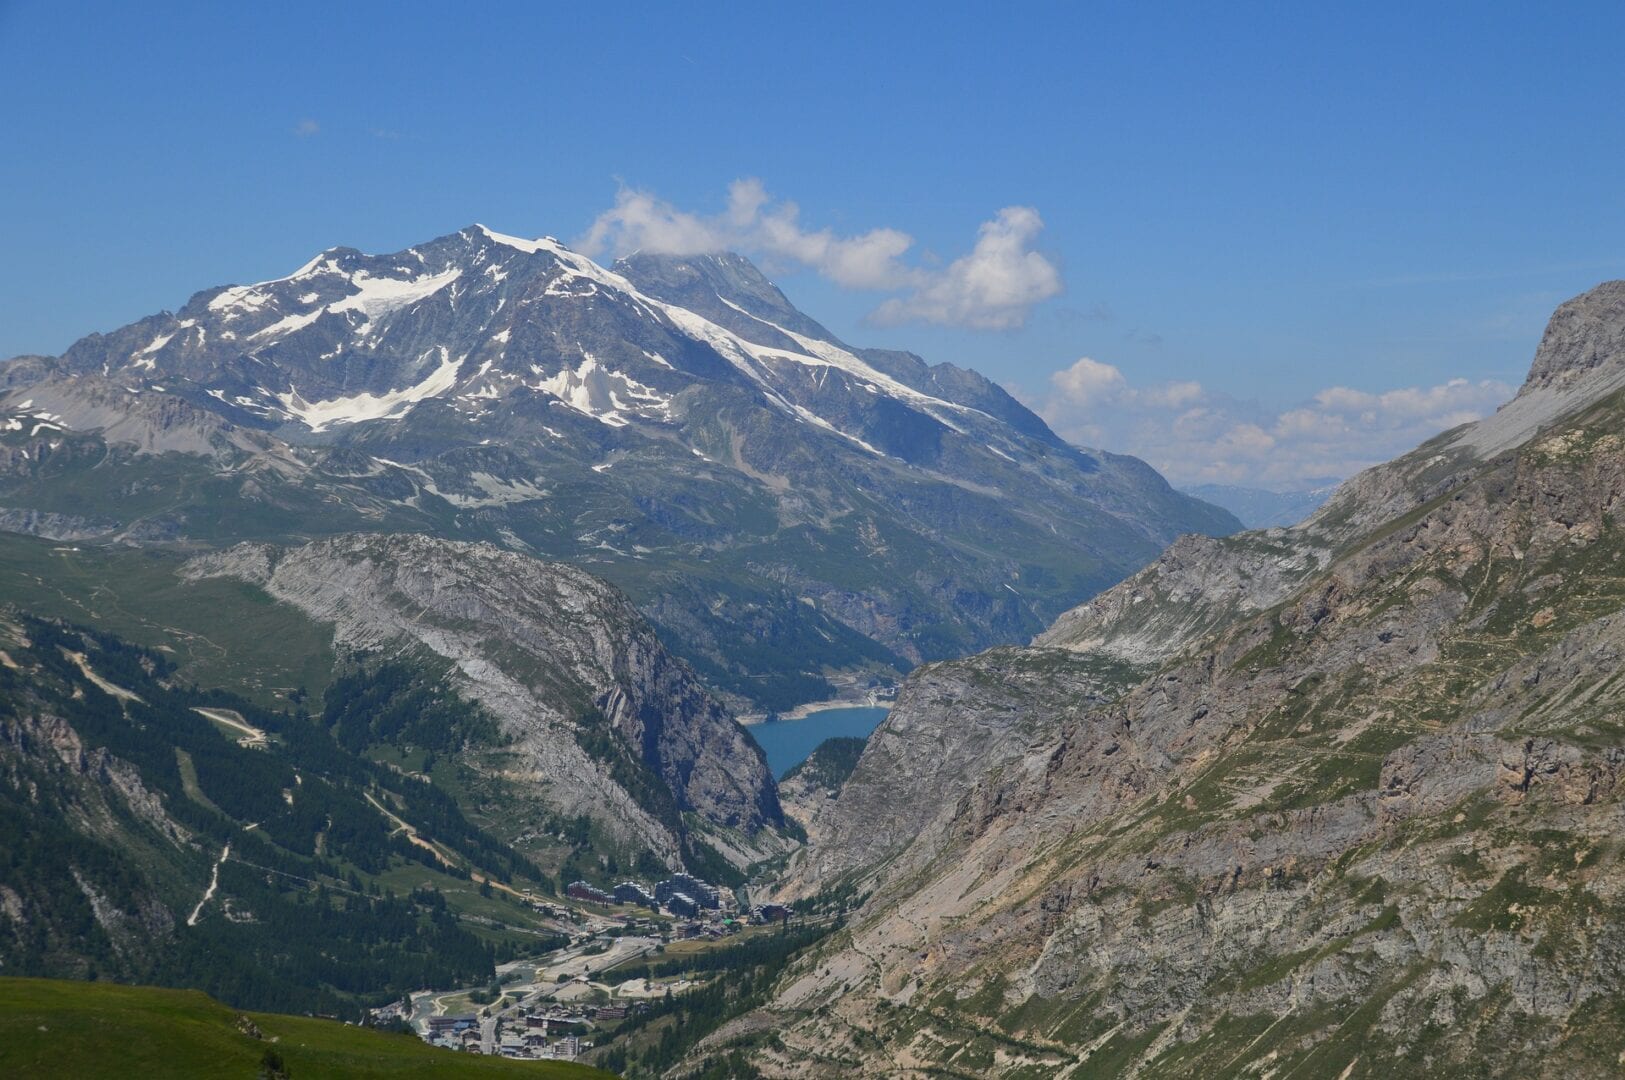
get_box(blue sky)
[3,2,1622,486]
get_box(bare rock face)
[1035,531,1328,664]
[720,282,1625,1077]
[774,738,862,841]
[1037,281,1625,678]
[1522,280,1625,392]
[183,534,786,864]
[780,648,1145,896]
[0,704,184,968]
[0,508,119,542]
[1,372,276,458]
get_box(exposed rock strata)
[183,533,786,864]
[723,282,1625,1077]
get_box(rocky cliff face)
[182,533,786,865]
[1522,280,1625,391]
[715,281,1625,1077]
[0,695,188,976]
[778,648,1147,895]
[1034,530,1330,665]
[776,736,867,841]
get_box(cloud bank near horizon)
[1031,356,1514,490]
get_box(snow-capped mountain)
[2,225,1238,708]
[59,225,1090,460]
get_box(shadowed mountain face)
[0,225,1236,710]
[725,282,1625,1077]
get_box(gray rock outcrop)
[183,533,786,864]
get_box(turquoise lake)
[747,705,890,778]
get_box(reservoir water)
[747,705,890,778]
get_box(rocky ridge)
[712,281,1625,1077]
[182,533,786,866]
[1037,281,1625,672]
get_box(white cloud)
[1030,359,1513,489]
[1050,356,1129,405]
[580,181,1061,330]
[579,188,729,261]
[1142,380,1204,409]
[869,207,1063,330]
[293,118,320,137]
[1048,357,1209,411]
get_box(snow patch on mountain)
[207,284,274,315]
[250,307,327,341]
[537,354,671,427]
[472,224,565,256]
[136,332,173,357]
[427,471,550,508]
[791,405,886,457]
[707,295,980,429]
[276,347,464,431]
[207,259,461,346]
[328,267,461,322]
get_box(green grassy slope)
[0,977,613,1079]
[0,532,335,707]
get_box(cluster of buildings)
[754,902,793,923]
[423,1011,596,1061]
[664,901,791,942]
[409,883,803,1061]
[561,871,808,937]
[613,881,655,908]
[423,1015,484,1054]
[565,880,615,905]
[654,873,721,916]
[564,872,724,919]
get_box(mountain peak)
[614,248,841,348]
[1522,279,1625,394]
[5,220,1239,710]
[1425,279,1625,462]
[465,223,567,255]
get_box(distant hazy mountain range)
[0,224,1237,710]
[1181,480,1338,528]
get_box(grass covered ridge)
[0,977,612,1078]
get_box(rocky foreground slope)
[708,282,1625,1077]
